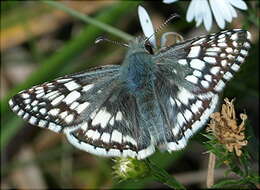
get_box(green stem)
[44,1,133,41]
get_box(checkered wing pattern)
[9,29,251,160]
[9,65,155,159]
[153,29,251,151]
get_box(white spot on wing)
[60,111,68,119]
[56,78,71,83]
[38,120,47,128]
[81,122,88,131]
[177,88,194,105]
[221,60,228,67]
[23,113,30,120]
[237,56,244,63]
[177,113,186,127]
[123,135,137,146]
[188,46,201,57]
[29,116,37,125]
[210,67,220,75]
[111,130,122,144]
[204,74,212,82]
[203,57,216,64]
[75,102,90,114]
[48,122,61,133]
[70,102,79,109]
[63,91,81,105]
[185,75,198,84]
[137,145,155,159]
[231,64,240,71]
[207,47,221,52]
[39,108,47,115]
[31,100,39,106]
[108,149,121,156]
[115,111,123,121]
[65,114,74,124]
[201,80,210,88]
[215,80,225,91]
[178,59,187,65]
[64,81,80,91]
[86,130,95,138]
[193,70,202,78]
[49,108,60,116]
[101,132,110,143]
[123,149,137,158]
[17,110,24,116]
[184,109,193,121]
[92,130,101,140]
[36,92,45,98]
[240,49,248,56]
[223,72,233,80]
[92,109,111,128]
[82,84,94,92]
[9,99,14,107]
[169,97,175,106]
[230,33,238,40]
[189,59,205,70]
[21,93,30,99]
[24,99,31,104]
[51,95,65,106]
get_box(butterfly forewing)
[154,29,250,151]
[9,65,120,133]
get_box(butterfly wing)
[153,29,251,151]
[9,65,154,159]
[66,88,155,159]
[9,65,120,132]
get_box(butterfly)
[9,14,251,160]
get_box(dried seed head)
[207,98,248,156]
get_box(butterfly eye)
[144,42,154,54]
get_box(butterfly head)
[126,37,154,57]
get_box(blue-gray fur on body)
[119,38,169,145]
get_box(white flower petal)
[214,0,233,22]
[186,0,198,22]
[226,1,238,18]
[228,0,248,10]
[195,14,203,27]
[209,0,226,29]
[202,0,212,31]
[138,5,156,47]
[163,0,179,4]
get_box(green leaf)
[145,159,186,189]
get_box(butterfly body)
[9,29,251,159]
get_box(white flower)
[138,5,156,47]
[163,0,248,31]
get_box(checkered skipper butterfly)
[9,7,251,160]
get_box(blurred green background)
[1,1,259,189]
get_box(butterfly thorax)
[120,38,156,96]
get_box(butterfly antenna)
[145,13,179,44]
[95,36,129,48]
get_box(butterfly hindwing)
[65,88,155,159]
[153,29,250,151]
